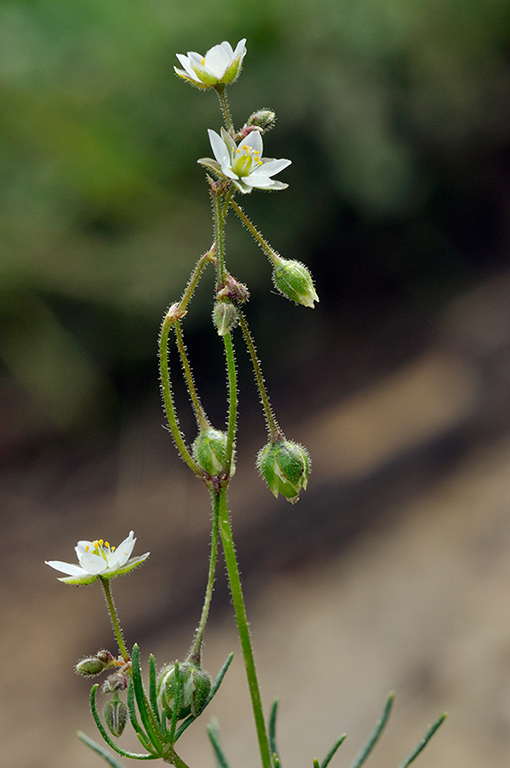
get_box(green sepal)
[198,157,223,175]
[58,554,149,585]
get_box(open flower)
[175,39,247,89]
[45,531,149,585]
[199,127,291,194]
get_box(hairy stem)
[238,311,282,441]
[188,492,220,664]
[100,577,129,662]
[217,487,271,768]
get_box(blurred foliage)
[0,0,508,432]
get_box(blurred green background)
[0,0,508,442]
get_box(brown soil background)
[4,272,510,767]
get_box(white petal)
[45,560,89,577]
[204,44,231,77]
[175,54,201,81]
[259,158,292,176]
[232,39,247,60]
[208,129,230,166]
[242,131,263,154]
[244,175,274,188]
[219,41,234,56]
[109,532,136,568]
[78,551,108,574]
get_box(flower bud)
[104,696,128,737]
[75,654,111,677]
[216,274,249,305]
[157,661,212,720]
[213,300,239,336]
[102,672,128,693]
[272,256,319,308]
[247,109,276,133]
[192,427,235,477]
[257,439,310,504]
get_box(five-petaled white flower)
[175,39,247,89]
[199,127,291,194]
[45,531,149,585]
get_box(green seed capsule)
[257,439,310,503]
[192,427,235,477]
[157,661,212,720]
[272,256,319,308]
[104,697,128,737]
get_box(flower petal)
[208,129,230,166]
[109,531,136,569]
[204,43,232,78]
[45,560,89,577]
[259,158,292,176]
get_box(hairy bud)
[104,696,128,738]
[247,109,276,132]
[75,651,114,678]
[192,427,235,477]
[272,256,319,308]
[257,439,310,503]
[157,661,212,720]
[213,300,239,336]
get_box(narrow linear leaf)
[127,680,155,752]
[89,684,157,761]
[148,654,162,727]
[348,693,395,768]
[77,731,126,768]
[397,713,447,768]
[207,719,231,768]
[131,644,165,751]
[320,733,347,768]
[268,699,281,766]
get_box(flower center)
[87,539,116,561]
[232,143,263,177]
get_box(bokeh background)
[2,0,510,766]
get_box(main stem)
[217,487,271,768]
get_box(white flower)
[45,531,149,585]
[175,39,247,89]
[199,127,291,194]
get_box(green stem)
[217,487,271,768]
[229,200,279,267]
[222,331,237,479]
[158,247,215,477]
[188,491,220,664]
[159,316,202,477]
[238,311,282,442]
[174,319,209,432]
[215,86,234,133]
[100,577,129,662]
